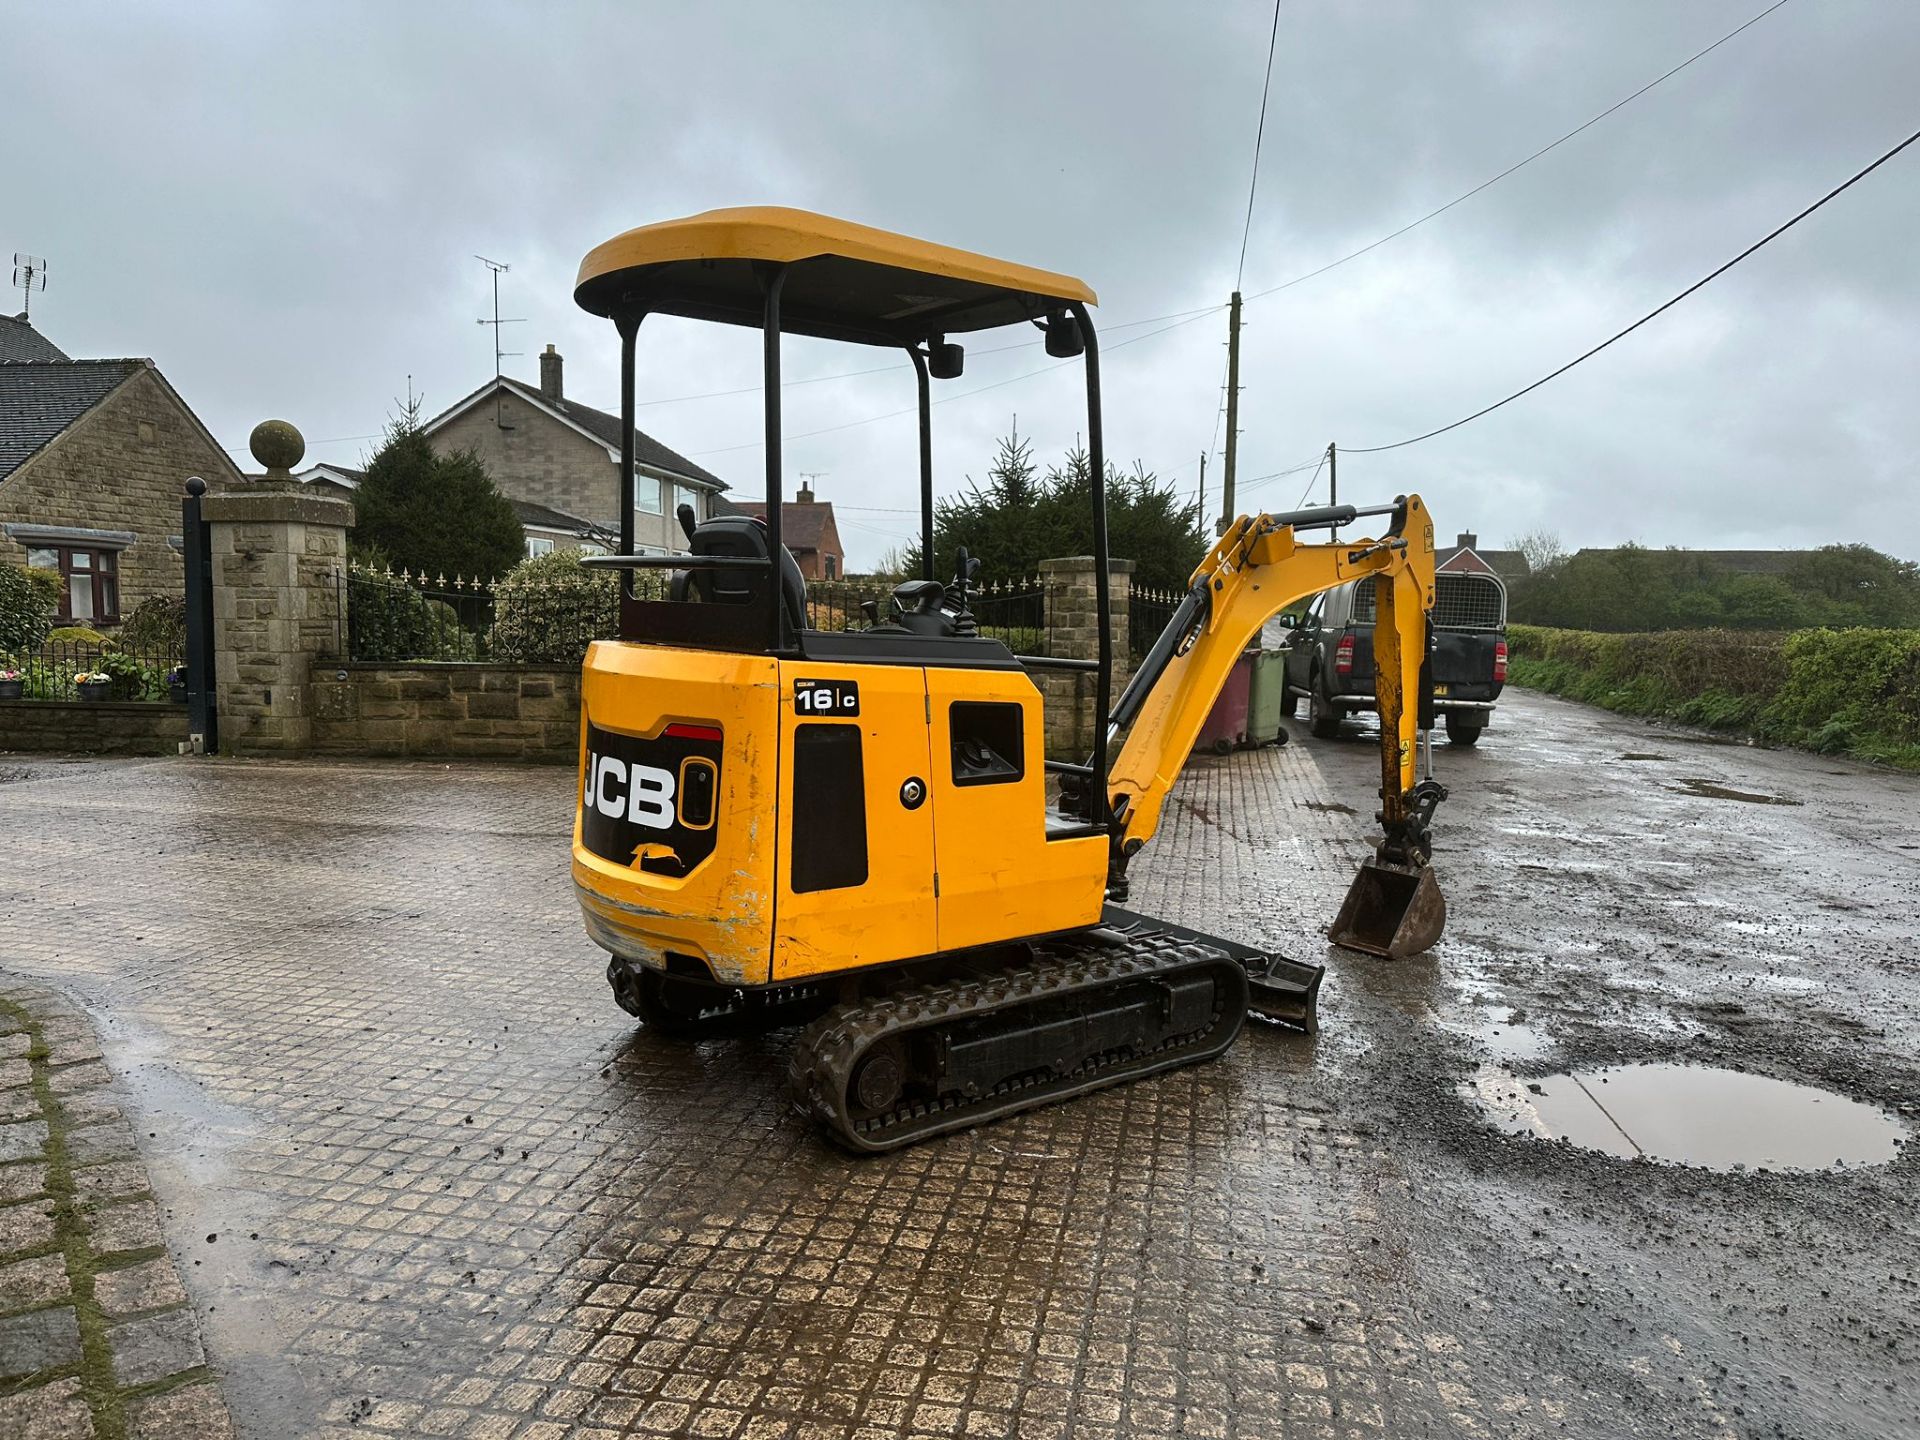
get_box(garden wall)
[0,700,188,756]
[309,663,579,761]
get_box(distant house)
[1436,531,1529,582]
[718,479,847,580]
[415,344,726,558]
[0,315,243,625]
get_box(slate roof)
[512,498,602,533]
[0,314,69,363]
[724,497,838,554]
[1437,542,1530,576]
[0,359,143,481]
[492,378,725,489]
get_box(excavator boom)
[1100,494,1447,956]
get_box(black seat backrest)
[684,514,807,635]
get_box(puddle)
[1671,778,1802,806]
[1303,801,1356,815]
[1617,753,1672,762]
[1470,1062,1907,1171]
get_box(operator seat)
[670,503,808,634]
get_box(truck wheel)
[1444,713,1483,746]
[1308,671,1343,739]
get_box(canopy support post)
[909,347,934,581]
[615,311,644,599]
[760,265,790,653]
[1070,301,1110,833]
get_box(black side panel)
[792,725,869,894]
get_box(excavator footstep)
[1329,858,1447,959]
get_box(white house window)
[635,473,663,514]
[526,536,556,558]
[673,484,699,523]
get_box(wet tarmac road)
[2,688,1916,1439]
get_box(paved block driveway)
[2,691,1915,1439]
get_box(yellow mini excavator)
[568,208,1450,1152]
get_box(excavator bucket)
[1329,855,1446,958]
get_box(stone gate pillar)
[201,421,353,754]
[1036,555,1133,760]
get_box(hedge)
[1507,624,1920,770]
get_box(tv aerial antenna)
[474,255,525,428]
[12,253,47,321]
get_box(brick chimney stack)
[797,480,815,503]
[540,344,563,401]
[1457,531,1477,549]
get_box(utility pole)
[1197,451,1207,534]
[1327,442,1338,539]
[1217,290,1242,535]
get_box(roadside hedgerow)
[1506,624,1920,770]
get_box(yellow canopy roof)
[574,206,1097,346]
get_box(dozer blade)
[1329,856,1446,958]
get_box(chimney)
[796,479,815,503]
[540,344,563,401]
[1457,531,1477,550]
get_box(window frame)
[28,545,121,625]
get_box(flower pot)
[168,682,189,705]
[76,680,111,703]
[0,679,22,700]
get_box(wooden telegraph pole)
[1218,291,1242,535]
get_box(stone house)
[416,344,726,558]
[0,315,244,625]
[720,479,847,580]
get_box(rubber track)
[789,932,1250,1153]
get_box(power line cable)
[1241,0,1792,304]
[1236,0,1285,290]
[1343,122,1920,456]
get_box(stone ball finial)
[249,419,305,472]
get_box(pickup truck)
[1276,570,1507,744]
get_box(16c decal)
[794,678,859,716]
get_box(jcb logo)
[585,752,676,829]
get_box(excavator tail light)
[1334,636,1355,677]
[1493,639,1508,684]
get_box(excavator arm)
[1093,492,1449,957]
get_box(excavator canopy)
[574,206,1097,345]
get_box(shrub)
[346,569,440,662]
[0,564,55,657]
[488,550,632,665]
[118,594,188,654]
[99,650,165,701]
[46,625,111,647]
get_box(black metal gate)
[181,477,217,754]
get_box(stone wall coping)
[201,490,356,526]
[313,661,581,676]
[0,699,184,713]
[1037,556,1137,574]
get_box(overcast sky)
[10,1,1917,567]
